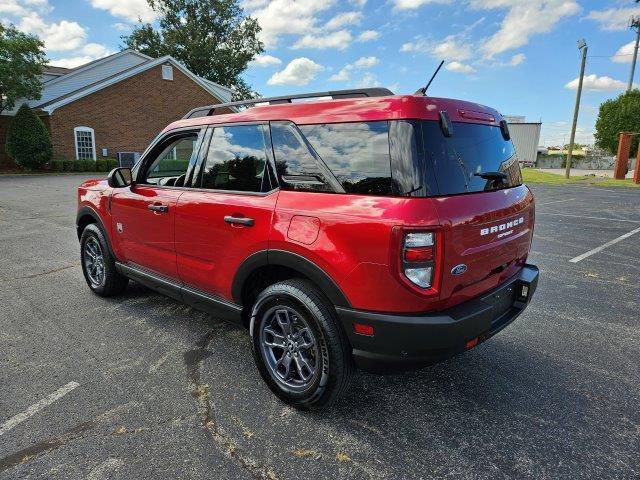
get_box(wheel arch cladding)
[76,206,115,257]
[232,250,351,309]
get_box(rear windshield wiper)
[474,171,508,181]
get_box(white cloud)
[50,43,115,68]
[241,0,269,9]
[393,0,451,11]
[0,0,50,16]
[354,56,379,68]
[89,0,157,22]
[0,0,27,16]
[356,72,381,88]
[431,35,471,61]
[587,6,640,32]
[249,0,335,49]
[401,35,471,62]
[249,54,282,67]
[111,22,131,32]
[613,41,637,64]
[292,29,352,50]
[329,67,351,81]
[325,11,361,30]
[510,53,525,66]
[358,29,379,41]
[350,0,367,6]
[19,12,86,51]
[329,56,378,82]
[470,0,580,58]
[268,57,324,86]
[446,61,475,74]
[565,74,628,92]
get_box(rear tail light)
[402,231,436,289]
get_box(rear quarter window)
[299,122,393,196]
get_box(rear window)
[421,121,521,195]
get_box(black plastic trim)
[76,206,116,257]
[116,262,243,324]
[231,249,351,308]
[336,264,539,373]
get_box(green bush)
[5,104,53,170]
[62,159,75,171]
[75,159,95,171]
[96,158,118,172]
[51,159,64,172]
[157,159,189,172]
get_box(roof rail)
[183,87,395,119]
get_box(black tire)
[250,279,354,409]
[80,223,128,297]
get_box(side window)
[270,122,336,193]
[200,125,268,192]
[141,132,199,186]
[299,121,393,195]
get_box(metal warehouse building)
[504,116,542,166]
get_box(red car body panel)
[77,94,535,317]
[175,190,278,299]
[110,186,183,279]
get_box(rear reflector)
[353,323,375,337]
[404,247,434,262]
[465,337,479,350]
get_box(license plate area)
[484,283,517,318]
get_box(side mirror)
[107,167,133,188]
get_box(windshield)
[420,120,522,195]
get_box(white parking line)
[538,212,640,224]
[537,198,576,206]
[0,381,80,436]
[569,226,640,263]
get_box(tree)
[6,104,53,169]
[0,24,46,114]
[594,90,640,155]
[122,0,263,100]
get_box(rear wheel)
[80,223,128,297]
[250,279,354,409]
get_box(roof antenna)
[415,60,444,96]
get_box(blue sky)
[2,0,640,146]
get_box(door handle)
[224,215,254,227]
[148,204,169,213]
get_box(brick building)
[0,50,232,169]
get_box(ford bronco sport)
[77,88,539,409]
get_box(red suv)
[77,88,538,409]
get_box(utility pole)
[628,16,640,92]
[566,39,588,179]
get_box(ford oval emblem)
[451,264,468,275]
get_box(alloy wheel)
[83,236,106,288]
[260,306,320,391]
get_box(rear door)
[110,129,205,279]
[419,120,535,306]
[175,123,278,299]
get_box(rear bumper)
[336,264,539,373]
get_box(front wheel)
[80,223,128,297]
[250,279,354,409]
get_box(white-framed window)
[162,64,173,81]
[74,126,96,160]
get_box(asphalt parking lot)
[0,174,638,480]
